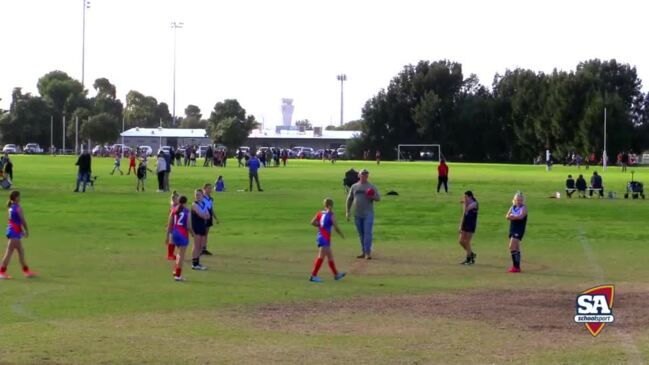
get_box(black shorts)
[461,222,476,233]
[509,231,525,241]
[193,220,207,236]
[206,218,213,228]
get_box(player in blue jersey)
[0,191,36,279]
[167,195,192,281]
[506,192,528,273]
[309,198,346,283]
[458,191,478,265]
[190,189,210,270]
[201,183,219,256]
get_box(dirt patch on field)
[246,289,649,335]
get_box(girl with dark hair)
[167,195,192,281]
[0,191,36,279]
[458,191,478,265]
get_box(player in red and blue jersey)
[309,198,345,283]
[0,191,36,279]
[167,195,193,281]
[165,191,179,261]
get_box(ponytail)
[7,190,19,208]
[176,196,188,216]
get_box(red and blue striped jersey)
[316,210,333,245]
[7,203,22,234]
[172,207,189,238]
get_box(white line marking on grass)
[578,228,644,365]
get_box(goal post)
[397,144,442,162]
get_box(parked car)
[92,145,109,157]
[197,145,209,158]
[2,144,18,154]
[23,143,43,154]
[137,145,153,156]
[336,147,346,156]
[292,146,315,159]
[109,144,131,156]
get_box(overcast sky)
[1,0,647,128]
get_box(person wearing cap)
[345,168,380,259]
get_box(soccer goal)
[397,144,442,162]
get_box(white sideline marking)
[578,228,644,365]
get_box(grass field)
[0,156,648,365]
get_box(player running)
[110,153,124,175]
[505,192,528,273]
[309,198,346,283]
[190,189,210,270]
[458,191,478,265]
[167,195,193,281]
[0,191,36,279]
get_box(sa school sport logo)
[574,285,615,337]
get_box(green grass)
[0,156,648,364]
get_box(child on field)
[0,191,36,279]
[167,195,193,281]
[309,198,346,283]
[136,161,147,192]
[165,191,179,260]
[111,153,124,175]
[215,176,225,192]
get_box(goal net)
[397,144,442,162]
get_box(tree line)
[351,59,649,162]
[2,59,648,161]
[0,71,258,151]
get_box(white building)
[119,127,361,151]
[119,128,210,151]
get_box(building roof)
[120,128,361,140]
[248,129,361,140]
[120,128,208,138]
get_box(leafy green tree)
[179,104,206,128]
[206,99,258,150]
[37,71,86,118]
[124,90,160,128]
[0,88,52,146]
[80,113,120,145]
[295,119,312,130]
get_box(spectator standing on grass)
[184,147,190,166]
[175,148,182,166]
[164,150,172,192]
[156,152,167,192]
[546,149,552,172]
[437,159,449,193]
[590,171,604,198]
[576,174,587,198]
[204,146,213,167]
[3,156,13,182]
[375,150,381,165]
[246,153,263,192]
[621,151,629,172]
[237,149,244,167]
[565,175,576,198]
[74,149,92,193]
[281,149,288,167]
[346,168,380,260]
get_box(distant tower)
[281,98,294,127]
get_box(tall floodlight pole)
[603,107,607,171]
[170,21,184,127]
[81,0,91,86]
[336,74,347,127]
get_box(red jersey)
[438,162,449,177]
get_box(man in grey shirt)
[346,168,380,259]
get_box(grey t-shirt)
[346,182,380,218]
